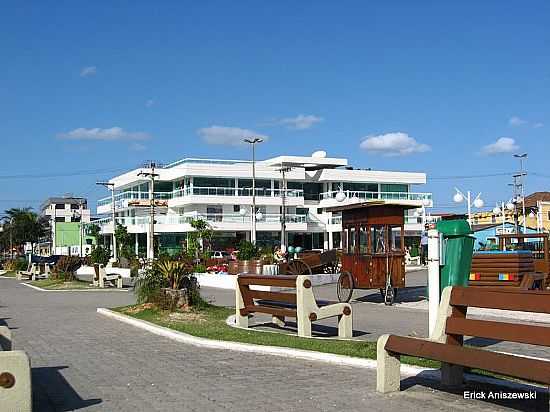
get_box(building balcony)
[169,187,304,207]
[94,213,310,234]
[319,190,432,208]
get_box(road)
[0,277,545,411]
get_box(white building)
[40,196,91,256]
[95,154,432,256]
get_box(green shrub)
[193,264,206,273]
[4,258,28,272]
[236,240,259,261]
[90,245,111,266]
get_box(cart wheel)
[337,271,354,303]
[287,259,312,276]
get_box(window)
[349,227,356,253]
[343,182,378,192]
[70,204,80,210]
[380,184,408,193]
[371,226,387,254]
[206,205,223,222]
[233,205,240,213]
[55,217,65,223]
[332,232,341,249]
[296,208,308,215]
[390,226,403,251]
[303,182,323,201]
[317,208,323,214]
[359,227,368,254]
[194,177,234,188]
[342,229,348,253]
[55,204,65,210]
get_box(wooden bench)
[93,264,123,288]
[469,251,544,290]
[16,261,34,280]
[30,263,52,281]
[0,326,32,411]
[377,286,550,393]
[235,274,352,338]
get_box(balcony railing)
[172,186,303,199]
[97,191,173,207]
[94,213,309,229]
[320,190,432,202]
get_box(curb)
[98,307,547,392]
[21,282,130,293]
[97,307,426,377]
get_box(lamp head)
[473,198,484,209]
[453,192,464,203]
[335,191,347,202]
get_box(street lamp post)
[96,181,117,261]
[243,137,263,245]
[514,153,528,233]
[138,163,160,260]
[453,188,484,226]
[278,165,292,252]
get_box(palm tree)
[2,208,50,255]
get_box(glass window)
[380,184,408,193]
[342,229,348,253]
[55,203,65,210]
[390,226,403,251]
[332,232,341,249]
[371,226,387,254]
[195,177,234,188]
[303,183,323,201]
[359,227,368,254]
[206,205,223,222]
[349,227,356,253]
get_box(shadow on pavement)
[354,286,427,304]
[401,370,549,412]
[250,320,370,338]
[32,366,102,411]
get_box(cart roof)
[325,201,418,213]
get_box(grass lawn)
[1,270,17,277]
[114,303,441,370]
[30,279,97,290]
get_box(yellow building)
[471,192,550,232]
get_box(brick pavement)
[0,278,545,411]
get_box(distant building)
[38,196,93,256]
[470,191,550,233]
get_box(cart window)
[371,226,386,254]
[359,227,368,254]
[349,227,356,253]
[343,228,348,253]
[390,226,403,251]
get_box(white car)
[211,251,230,259]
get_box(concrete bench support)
[0,326,32,412]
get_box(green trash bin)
[436,219,475,296]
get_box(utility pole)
[278,165,292,252]
[96,181,117,261]
[243,138,263,245]
[514,153,528,233]
[138,163,159,260]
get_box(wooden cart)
[282,249,339,276]
[328,202,412,305]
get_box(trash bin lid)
[436,219,472,236]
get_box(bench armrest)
[0,350,32,412]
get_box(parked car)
[211,251,231,260]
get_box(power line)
[0,167,127,180]
[428,172,512,180]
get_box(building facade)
[40,196,92,256]
[95,154,432,257]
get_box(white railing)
[320,190,432,202]
[329,215,342,225]
[97,191,172,207]
[171,186,303,199]
[94,213,308,230]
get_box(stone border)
[97,307,544,392]
[21,282,130,293]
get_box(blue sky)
[1,1,549,214]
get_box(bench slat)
[446,318,550,347]
[385,335,550,384]
[249,290,297,304]
[241,305,297,318]
[450,287,550,313]
[238,275,297,288]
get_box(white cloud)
[509,116,527,126]
[533,122,544,129]
[80,66,97,77]
[359,132,431,156]
[145,99,155,108]
[57,127,151,141]
[197,126,268,146]
[279,114,323,130]
[481,137,519,155]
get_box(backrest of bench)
[445,286,550,347]
[237,275,298,307]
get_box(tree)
[187,218,213,260]
[114,223,133,259]
[1,208,50,254]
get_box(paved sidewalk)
[0,278,546,411]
